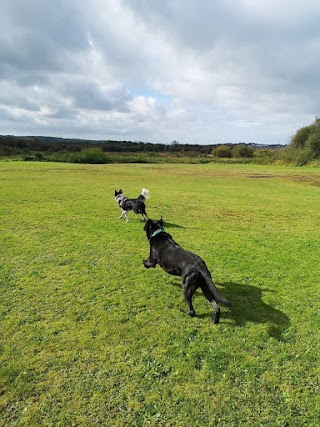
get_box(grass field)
[1,161,320,426]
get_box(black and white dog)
[114,188,149,222]
[143,218,231,324]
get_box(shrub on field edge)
[61,148,110,164]
[231,144,254,158]
[287,117,320,164]
[213,145,232,158]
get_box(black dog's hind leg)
[200,284,220,324]
[181,272,198,317]
[210,300,220,324]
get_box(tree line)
[0,135,211,156]
[2,118,320,165]
[0,134,282,158]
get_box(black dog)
[115,188,149,222]
[143,218,231,324]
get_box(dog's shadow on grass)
[217,282,290,340]
[169,279,290,341]
[163,221,184,229]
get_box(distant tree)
[290,126,313,149]
[231,144,254,158]
[213,145,232,158]
[305,129,320,158]
[34,152,44,161]
[289,117,320,161]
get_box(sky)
[1,0,320,145]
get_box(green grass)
[1,161,320,426]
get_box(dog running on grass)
[143,218,231,324]
[114,188,149,222]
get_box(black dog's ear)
[119,189,122,194]
[159,216,164,227]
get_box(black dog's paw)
[143,259,151,268]
[180,308,195,317]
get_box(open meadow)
[1,161,320,426]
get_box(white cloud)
[1,0,320,144]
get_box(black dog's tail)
[200,266,232,307]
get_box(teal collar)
[150,228,165,238]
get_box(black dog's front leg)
[143,259,157,268]
[143,248,158,269]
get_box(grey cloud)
[0,90,40,112]
[124,0,320,100]
[64,82,131,112]
[1,0,320,143]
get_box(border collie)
[114,188,149,222]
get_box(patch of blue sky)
[129,87,172,104]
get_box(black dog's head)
[114,189,123,197]
[144,217,164,240]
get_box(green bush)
[34,152,44,161]
[280,146,314,166]
[253,149,278,164]
[290,126,313,149]
[23,155,37,161]
[305,130,320,158]
[288,117,320,164]
[65,148,110,164]
[213,145,232,158]
[231,144,254,158]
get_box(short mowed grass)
[1,161,320,426]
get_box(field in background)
[1,161,320,426]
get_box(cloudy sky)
[1,0,320,145]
